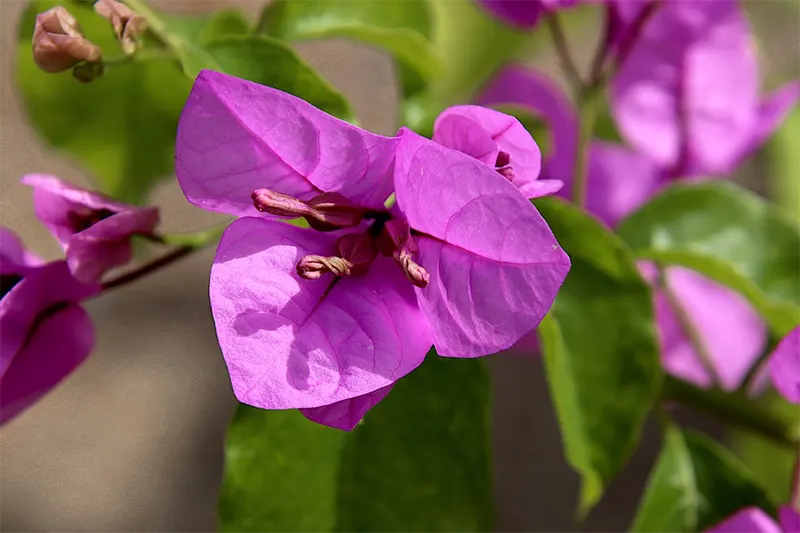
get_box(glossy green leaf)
[335,353,493,532]
[631,425,774,532]
[617,181,800,335]
[263,0,437,87]
[630,424,698,532]
[16,0,190,203]
[198,36,352,119]
[127,0,353,119]
[534,197,662,516]
[219,407,345,532]
[730,391,799,503]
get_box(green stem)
[543,11,583,98]
[571,85,600,207]
[102,49,174,68]
[254,3,271,35]
[657,267,725,388]
[662,375,799,449]
[101,225,226,292]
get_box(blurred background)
[0,0,797,531]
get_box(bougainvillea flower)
[478,65,767,388]
[768,326,800,404]
[22,174,159,284]
[611,0,800,177]
[476,0,580,29]
[433,105,563,198]
[478,65,665,227]
[708,506,800,533]
[0,228,99,425]
[177,70,570,429]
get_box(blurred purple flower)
[433,105,563,198]
[22,175,159,284]
[0,228,99,426]
[707,506,800,533]
[476,0,580,29]
[611,0,799,177]
[176,70,570,430]
[478,64,769,390]
[768,326,800,404]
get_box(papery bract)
[478,65,767,388]
[0,228,99,425]
[210,219,432,412]
[433,105,563,198]
[393,128,570,358]
[22,174,159,284]
[178,71,571,429]
[176,70,398,217]
[611,0,799,177]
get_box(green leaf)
[16,0,190,203]
[263,0,438,88]
[197,36,353,119]
[617,181,800,336]
[219,407,345,532]
[335,353,493,532]
[125,0,353,120]
[767,107,800,222]
[630,423,699,532]
[534,197,662,516]
[730,391,799,503]
[631,425,774,532]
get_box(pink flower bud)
[251,189,367,231]
[296,255,352,280]
[94,0,147,55]
[32,6,102,73]
[394,248,430,289]
[306,193,366,231]
[378,219,416,256]
[251,188,314,218]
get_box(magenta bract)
[177,70,570,429]
[768,327,800,404]
[0,228,99,425]
[22,174,159,284]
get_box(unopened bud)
[94,0,148,55]
[32,6,102,73]
[252,188,314,218]
[296,255,352,280]
[337,234,378,275]
[495,151,515,182]
[251,189,366,232]
[394,249,430,289]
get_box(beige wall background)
[0,1,797,531]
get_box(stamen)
[378,220,429,288]
[296,255,353,280]
[251,189,367,231]
[394,248,430,288]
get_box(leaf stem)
[571,85,600,207]
[662,375,799,449]
[738,343,774,393]
[657,268,725,388]
[101,246,195,291]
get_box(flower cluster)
[175,70,571,430]
[477,0,799,393]
[0,176,158,425]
